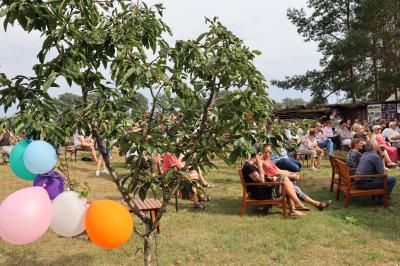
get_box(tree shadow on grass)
[185,196,285,218]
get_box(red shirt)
[162,152,184,174]
[262,158,279,177]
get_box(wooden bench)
[132,198,162,233]
[333,159,388,208]
[238,169,287,218]
[328,155,346,192]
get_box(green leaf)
[43,72,58,91]
[0,8,9,18]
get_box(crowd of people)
[242,112,399,214]
[1,110,399,213]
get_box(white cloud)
[0,0,325,116]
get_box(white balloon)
[50,191,87,237]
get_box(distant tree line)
[272,0,400,104]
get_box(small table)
[132,198,162,234]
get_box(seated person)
[314,122,334,156]
[263,144,330,211]
[323,120,341,149]
[354,141,397,204]
[346,138,364,175]
[283,122,300,144]
[242,147,307,217]
[73,132,98,163]
[0,127,15,165]
[299,129,324,170]
[351,123,368,141]
[270,146,302,173]
[159,152,210,209]
[336,119,352,146]
[370,125,397,166]
[382,122,400,148]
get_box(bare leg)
[304,196,320,207]
[316,156,322,168]
[282,177,305,208]
[383,150,394,164]
[310,157,316,169]
[288,198,304,216]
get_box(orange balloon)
[85,200,134,249]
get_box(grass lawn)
[1,150,400,266]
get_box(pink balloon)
[0,187,52,245]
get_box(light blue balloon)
[23,140,57,174]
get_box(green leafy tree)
[281,97,307,109]
[56,92,83,111]
[273,0,400,103]
[0,2,272,265]
[272,0,365,103]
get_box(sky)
[0,0,326,117]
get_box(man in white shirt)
[382,122,400,148]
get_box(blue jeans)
[356,176,397,202]
[317,139,334,156]
[276,158,302,172]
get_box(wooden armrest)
[350,174,387,179]
[244,182,284,186]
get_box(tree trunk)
[144,223,153,266]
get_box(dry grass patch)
[1,151,400,265]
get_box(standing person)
[314,122,334,156]
[382,122,400,148]
[0,127,14,165]
[355,141,397,204]
[299,129,324,170]
[336,120,352,147]
[95,140,110,176]
[323,120,341,149]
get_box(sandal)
[295,206,310,211]
[202,182,214,188]
[193,204,206,209]
[317,200,331,211]
[199,195,212,202]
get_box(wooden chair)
[328,156,346,192]
[298,153,310,168]
[333,159,388,208]
[238,169,287,218]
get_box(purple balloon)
[33,171,65,200]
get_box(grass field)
[1,151,400,266]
